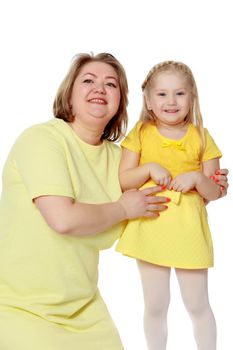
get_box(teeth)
[89,99,105,104]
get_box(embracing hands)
[150,164,200,192]
[212,168,229,197]
[149,163,229,195]
[167,172,200,192]
[117,167,228,220]
[118,186,169,219]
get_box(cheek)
[151,100,161,111]
[186,100,192,112]
[182,97,191,111]
[187,95,193,107]
[70,89,79,104]
[112,91,121,108]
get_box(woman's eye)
[106,82,117,88]
[177,91,185,96]
[83,79,93,83]
[158,92,166,96]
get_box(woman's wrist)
[115,198,129,221]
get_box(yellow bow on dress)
[162,140,185,151]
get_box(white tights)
[137,261,216,350]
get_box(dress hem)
[116,250,213,269]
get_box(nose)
[94,82,106,94]
[167,94,177,105]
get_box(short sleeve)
[121,121,143,153]
[12,126,75,200]
[202,128,222,162]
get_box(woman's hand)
[213,168,229,197]
[118,186,168,219]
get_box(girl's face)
[145,71,192,127]
[69,61,121,131]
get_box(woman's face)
[70,61,121,131]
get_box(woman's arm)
[119,148,171,191]
[195,158,222,200]
[34,186,168,237]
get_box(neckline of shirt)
[153,123,192,143]
[52,118,107,151]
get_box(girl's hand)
[212,168,229,197]
[118,186,169,219]
[149,162,172,186]
[168,171,200,193]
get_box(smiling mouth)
[164,109,179,113]
[88,98,107,105]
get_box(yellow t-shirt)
[0,119,124,349]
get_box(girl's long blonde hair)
[140,61,205,152]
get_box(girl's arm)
[34,187,168,237]
[195,158,222,200]
[119,149,150,191]
[119,148,171,191]
[169,158,221,201]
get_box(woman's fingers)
[141,185,166,196]
[216,168,228,176]
[143,211,160,218]
[212,175,227,182]
[218,180,229,188]
[147,203,168,212]
[119,186,170,219]
[146,195,169,204]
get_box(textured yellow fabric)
[0,119,124,349]
[116,122,222,269]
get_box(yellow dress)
[116,122,222,269]
[0,119,124,349]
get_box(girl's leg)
[175,268,216,350]
[137,260,171,350]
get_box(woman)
[0,53,169,350]
[0,53,228,350]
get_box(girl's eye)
[106,82,117,88]
[83,79,93,83]
[177,91,185,96]
[158,92,166,96]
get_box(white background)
[0,0,232,349]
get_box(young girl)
[116,61,224,350]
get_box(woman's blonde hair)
[53,53,128,142]
[140,61,205,151]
